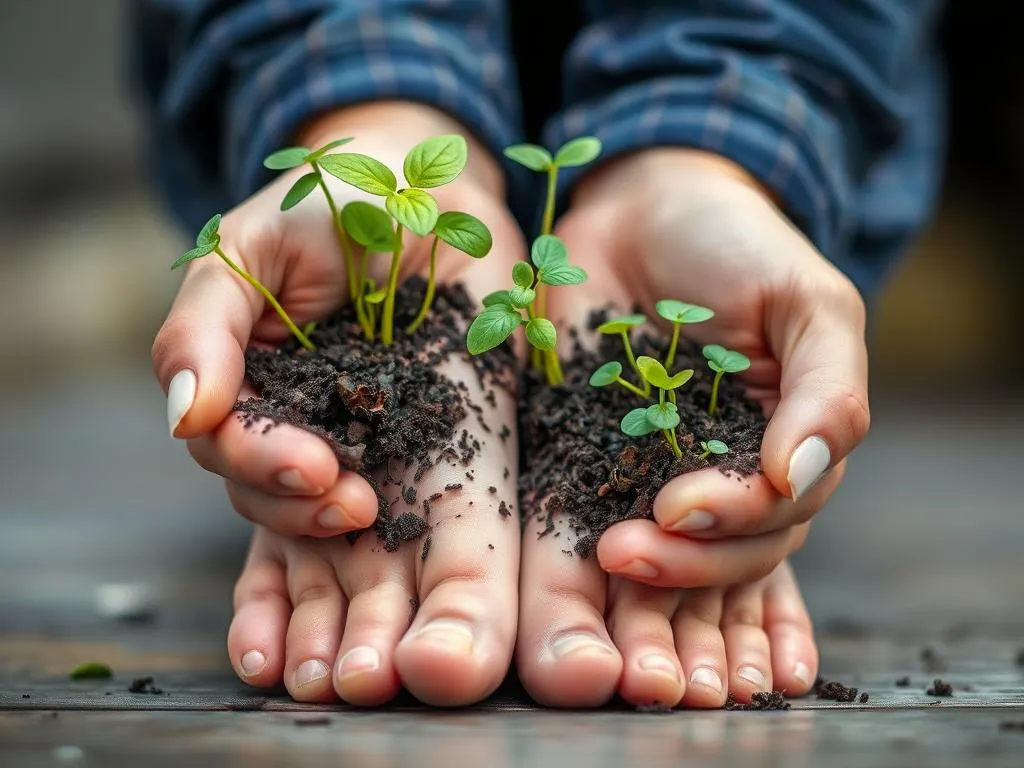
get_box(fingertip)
[334,472,380,528]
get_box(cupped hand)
[547,148,870,588]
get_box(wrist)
[296,101,505,199]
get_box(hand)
[548,148,870,588]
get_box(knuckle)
[833,385,871,441]
[291,583,337,606]
[720,605,762,629]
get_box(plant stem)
[381,224,404,345]
[669,388,677,405]
[215,246,314,351]
[621,332,650,396]
[615,376,647,398]
[659,387,665,406]
[699,447,710,460]
[708,370,724,416]
[535,164,560,322]
[358,250,374,340]
[406,236,440,334]
[316,169,372,338]
[663,428,682,458]
[527,298,543,371]
[544,350,564,387]
[665,322,681,370]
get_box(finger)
[226,478,377,538]
[762,561,818,695]
[595,518,794,589]
[228,532,289,688]
[671,588,728,708]
[651,461,845,538]
[153,254,263,439]
[762,280,870,501]
[721,580,773,701]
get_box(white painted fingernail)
[738,665,767,689]
[240,650,266,678]
[793,661,812,686]
[295,659,330,688]
[667,509,715,533]
[689,666,723,693]
[167,369,197,437]
[551,633,616,660]
[787,435,831,501]
[639,654,680,682]
[315,505,349,530]
[277,468,319,493]
[337,646,380,678]
[407,619,475,654]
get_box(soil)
[814,677,861,703]
[926,679,954,696]
[725,691,791,711]
[895,676,911,687]
[519,310,766,557]
[236,279,515,552]
[128,676,164,694]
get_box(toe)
[606,579,684,707]
[227,532,289,687]
[671,588,728,708]
[763,561,818,695]
[282,541,347,703]
[721,581,773,702]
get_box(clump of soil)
[519,311,765,556]
[927,679,953,696]
[814,677,860,702]
[128,676,163,694]
[725,691,791,711]
[895,676,911,687]
[236,279,515,551]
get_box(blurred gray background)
[0,0,1020,639]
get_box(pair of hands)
[153,102,870,590]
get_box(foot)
[516,534,817,708]
[226,354,522,707]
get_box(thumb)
[761,280,871,501]
[152,252,265,438]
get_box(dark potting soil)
[927,679,954,696]
[519,310,765,557]
[128,676,164,695]
[236,279,515,552]
[724,691,791,711]
[814,677,860,703]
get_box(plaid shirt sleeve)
[542,0,947,297]
[129,0,520,234]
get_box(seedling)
[69,661,113,680]
[596,314,649,395]
[172,214,314,351]
[702,344,751,416]
[589,361,645,397]
[655,300,714,370]
[699,439,729,460]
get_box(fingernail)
[315,505,349,531]
[737,665,767,689]
[788,435,831,501]
[407,619,475,654]
[613,560,659,579]
[793,661,812,687]
[277,468,320,493]
[639,654,680,682]
[689,666,723,693]
[667,509,715,533]
[167,369,197,437]
[295,659,330,688]
[240,650,266,678]
[337,646,380,678]
[551,633,616,660]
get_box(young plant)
[172,214,314,351]
[596,314,649,395]
[699,439,729,460]
[589,361,646,397]
[618,356,694,458]
[466,234,586,386]
[655,300,715,370]
[702,344,751,416]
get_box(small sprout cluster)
[589,300,751,460]
[466,137,602,385]
[173,134,494,349]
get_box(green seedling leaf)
[621,407,657,437]
[263,146,310,170]
[645,401,680,431]
[404,134,468,188]
[702,439,729,455]
[69,662,113,680]
[525,318,557,351]
[504,143,552,172]
[512,260,534,288]
[539,263,587,286]
[306,137,354,162]
[280,171,319,211]
[636,356,669,388]
[302,321,317,336]
[364,288,387,305]
[596,314,646,335]
[433,211,492,258]
[467,305,522,354]
[171,243,215,270]
[589,361,623,387]
[196,213,222,248]
[530,234,568,269]
[386,188,439,236]
[320,153,397,196]
[509,285,536,308]
[482,290,514,308]
[341,201,394,251]
[656,299,715,325]
[703,344,752,374]
[554,136,602,168]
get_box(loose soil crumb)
[927,679,953,696]
[895,676,911,687]
[725,691,791,711]
[519,311,765,556]
[128,677,164,695]
[421,535,432,562]
[635,702,674,713]
[236,279,515,552]
[859,692,869,703]
[814,677,859,703]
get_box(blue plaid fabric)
[132,0,946,297]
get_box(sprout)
[618,401,682,457]
[589,361,645,397]
[699,439,729,460]
[597,313,648,395]
[702,344,751,416]
[655,299,715,370]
